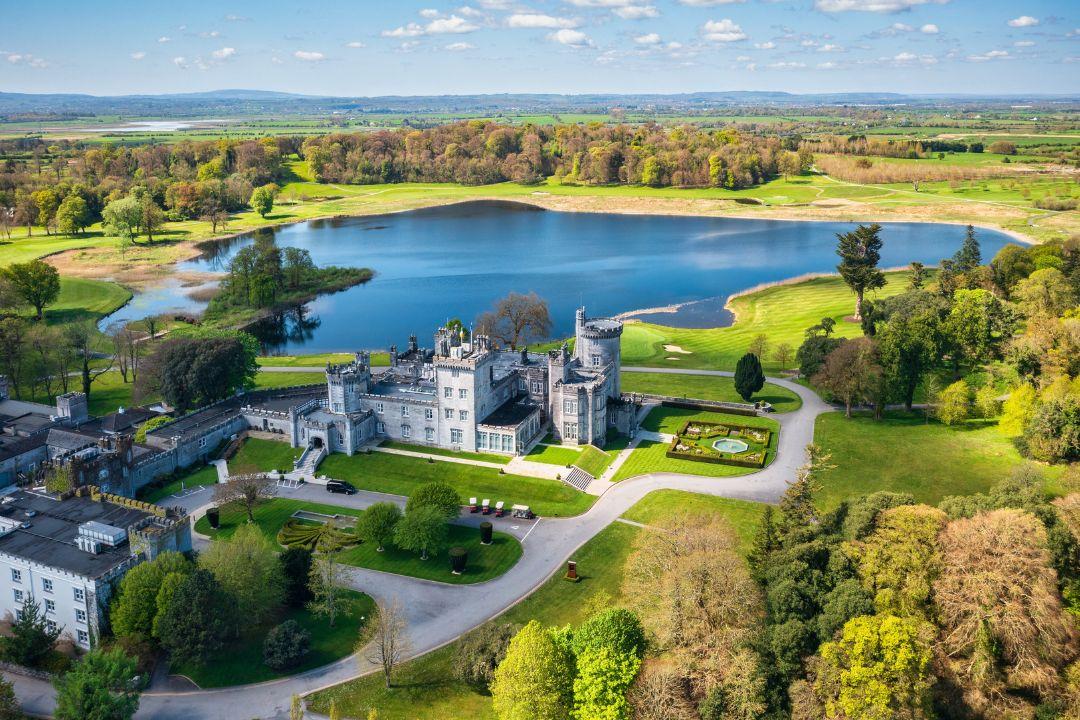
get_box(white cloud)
[383,23,425,38]
[399,41,421,51]
[477,0,512,7]
[767,61,806,69]
[819,43,843,51]
[815,0,949,13]
[548,28,592,47]
[420,8,440,18]
[130,51,146,60]
[564,0,640,5]
[224,14,249,22]
[920,23,939,33]
[892,22,913,31]
[507,14,579,29]
[818,60,840,69]
[893,51,917,62]
[6,53,48,68]
[444,41,475,50]
[426,15,480,33]
[736,54,751,61]
[172,56,187,68]
[345,41,366,48]
[1014,40,1035,47]
[1007,15,1038,27]
[198,30,221,38]
[679,0,745,4]
[458,6,486,18]
[754,41,775,49]
[294,50,326,61]
[702,18,747,42]
[967,49,1010,61]
[158,36,171,43]
[635,32,662,45]
[211,47,236,60]
[614,5,659,19]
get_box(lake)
[114,200,1017,354]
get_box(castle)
[279,307,636,459]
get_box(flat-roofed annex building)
[0,488,191,649]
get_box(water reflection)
[246,306,323,353]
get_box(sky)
[1,0,1077,97]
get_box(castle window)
[563,422,578,440]
[77,630,88,645]
[477,432,487,449]
[502,435,513,453]
[591,354,601,367]
[45,599,55,614]
[425,428,435,442]
[450,429,463,444]
[401,425,411,438]
[73,588,84,603]
[198,437,207,449]
[11,569,20,583]
[459,410,469,421]
[75,608,87,623]
[376,402,384,414]
[42,578,53,593]
[444,387,453,398]
[332,403,342,412]
[459,389,468,399]
[532,381,543,393]
[13,590,23,604]
[452,368,460,378]
[401,405,409,417]
[376,422,385,434]
[444,409,454,420]
[425,408,433,420]
[563,400,577,414]
[46,620,57,634]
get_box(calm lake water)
[116,200,1016,354]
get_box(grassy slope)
[227,437,303,475]
[621,271,917,372]
[139,464,218,504]
[381,440,510,465]
[621,372,802,412]
[196,498,522,586]
[307,490,764,719]
[44,277,131,325]
[172,590,374,688]
[319,451,595,518]
[812,410,1064,509]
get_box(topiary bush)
[263,620,311,671]
[276,519,359,552]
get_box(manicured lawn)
[258,352,390,367]
[620,372,802,413]
[172,589,374,688]
[197,498,522,585]
[43,277,131,326]
[382,440,510,465]
[575,445,615,477]
[614,408,779,482]
[619,271,920,372]
[228,437,303,475]
[620,490,764,554]
[307,522,641,720]
[320,451,595,517]
[813,410,1063,509]
[525,443,582,467]
[140,464,218,504]
[250,372,326,389]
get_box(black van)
[325,480,357,495]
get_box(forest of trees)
[301,121,808,189]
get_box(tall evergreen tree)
[835,223,886,321]
[953,225,982,272]
[734,352,766,402]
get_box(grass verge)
[620,371,802,413]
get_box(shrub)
[276,519,359,552]
[571,608,647,659]
[453,623,518,690]
[263,620,311,671]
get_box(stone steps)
[564,466,595,493]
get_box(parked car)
[326,480,357,495]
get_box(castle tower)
[326,353,370,415]
[56,392,89,425]
[573,307,623,397]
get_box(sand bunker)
[664,345,692,354]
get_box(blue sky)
[2,0,1077,96]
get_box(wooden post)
[566,560,577,580]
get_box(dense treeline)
[301,121,807,189]
[0,136,295,238]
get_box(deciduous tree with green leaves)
[491,621,575,720]
[54,648,140,720]
[0,260,60,320]
[405,481,462,520]
[198,523,284,627]
[357,502,402,552]
[393,505,448,560]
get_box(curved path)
[5,372,833,720]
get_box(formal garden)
[666,420,772,468]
